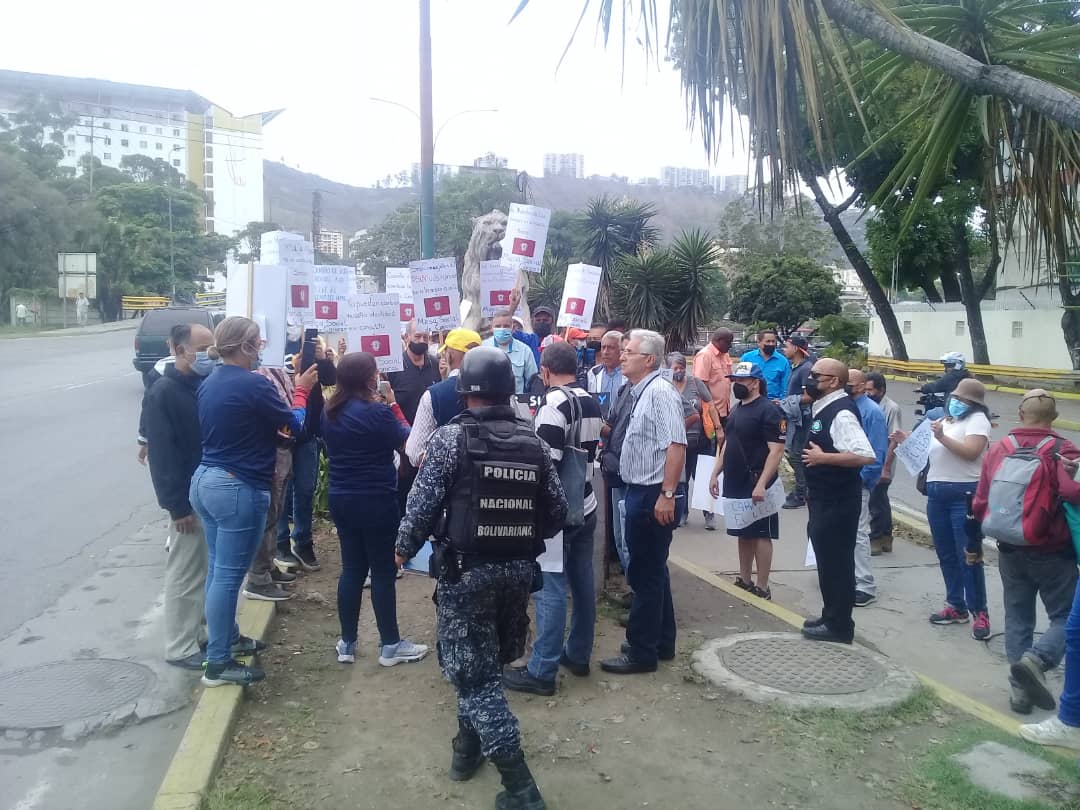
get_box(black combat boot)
[449,720,483,781]
[492,751,545,810]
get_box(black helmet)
[456,346,515,398]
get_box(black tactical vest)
[443,406,544,560]
[805,395,863,501]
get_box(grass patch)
[776,685,939,750]
[203,783,275,810]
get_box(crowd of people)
[139,309,1080,806]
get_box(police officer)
[395,346,568,810]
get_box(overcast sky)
[4,0,751,187]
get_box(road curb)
[883,372,1080,408]
[151,599,276,810]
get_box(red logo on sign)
[489,290,510,306]
[360,334,391,357]
[425,296,450,317]
[400,303,414,321]
[290,285,309,307]
[512,238,536,258]
[565,297,586,316]
[315,300,338,320]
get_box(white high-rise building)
[712,174,749,195]
[661,166,711,188]
[314,229,345,259]
[0,69,279,237]
[543,152,585,179]
[473,152,508,169]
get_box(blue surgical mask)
[493,328,513,345]
[191,351,218,377]
[948,398,969,419]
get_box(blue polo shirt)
[322,398,411,497]
[854,395,888,490]
[740,349,791,400]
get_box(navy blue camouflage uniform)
[396,421,568,760]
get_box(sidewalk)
[0,319,139,339]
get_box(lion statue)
[460,209,531,334]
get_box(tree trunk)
[819,0,1080,130]
[939,266,963,302]
[801,171,909,361]
[952,222,990,365]
[919,275,942,303]
[1055,219,1080,370]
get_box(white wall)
[869,308,1073,369]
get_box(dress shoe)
[803,616,825,629]
[621,641,674,661]
[801,624,853,644]
[559,652,590,677]
[600,654,657,675]
[869,538,884,556]
[503,667,556,697]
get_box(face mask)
[243,343,261,371]
[192,351,218,377]
[948,398,970,419]
[408,341,428,356]
[493,328,513,345]
[844,384,855,396]
[732,382,751,400]
[533,322,552,338]
[804,378,824,399]
[868,391,882,403]
[672,371,686,382]
[587,340,602,352]
[761,345,775,357]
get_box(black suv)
[133,306,224,387]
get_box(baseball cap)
[440,327,482,354]
[532,305,555,318]
[727,361,766,381]
[567,327,589,341]
[787,334,809,349]
[540,334,565,350]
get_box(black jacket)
[144,365,204,520]
[919,367,970,396]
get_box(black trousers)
[808,493,861,638]
[868,479,893,540]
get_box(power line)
[58,99,271,142]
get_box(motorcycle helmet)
[940,351,966,370]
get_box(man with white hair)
[587,330,625,413]
[600,329,687,675]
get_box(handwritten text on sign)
[409,258,461,332]
[312,265,356,331]
[479,260,519,318]
[502,203,550,275]
[721,478,787,531]
[384,267,414,334]
[557,263,602,329]
[895,417,933,477]
[286,264,315,327]
[345,294,404,373]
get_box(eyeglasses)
[808,371,836,381]
[620,349,649,357]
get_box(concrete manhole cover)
[693,632,920,711]
[721,636,887,694]
[0,659,154,730]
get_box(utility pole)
[168,191,176,300]
[312,190,322,256]
[88,115,95,195]
[418,0,435,259]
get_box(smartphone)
[378,380,391,398]
[300,328,319,371]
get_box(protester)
[708,362,786,599]
[565,327,592,387]
[847,370,887,608]
[892,378,993,639]
[740,328,790,401]
[75,291,89,326]
[522,304,557,365]
[484,309,538,395]
[693,329,734,425]
[801,358,876,644]
[405,328,482,466]
[15,301,29,326]
[600,330,687,674]
[972,390,1080,714]
[190,316,318,686]
[385,322,441,512]
[322,352,429,667]
[865,373,902,554]
[504,341,602,696]
[144,323,215,670]
[587,330,625,417]
[779,335,815,509]
[668,351,716,530]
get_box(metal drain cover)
[720,636,886,695]
[0,659,155,729]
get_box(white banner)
[557,263,602,329]
[691,459,722,513]
[479,260,518,319]
[286,264,315,328]
[345,294,404,374]
[895,417,934,477]
[384,267,415,334]
[538,531,564,573]
[501,203,550,274]
[312,265,356,332]
[409,258,461,332]
[721,478,787,531]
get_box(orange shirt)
[693,344,733,416]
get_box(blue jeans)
[277,438,319,553]
[926,481,987,614]
[611,486,629,570]
[1058,578,1080,727]
[190,465,271,666]
[623,484,676,665]
[528,511,597,682]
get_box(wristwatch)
[662,489,675,499]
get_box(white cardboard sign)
[384,267,415,334]
[479,260,519,318]
[409,258,461,332]
[286,264,315,328]
[312,265,356,331]
[895,418,934,477]
[501,203,550,274]
[345,294,404,374]
[556,263,602,329]
[224,263,288,368]
[538,530,564,573]
[691,460,722,513]
[721,478,787,531]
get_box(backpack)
[981,435,1063,547]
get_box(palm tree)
[579,195,661,318]
[609,249,679,333]
[668,229,722,350]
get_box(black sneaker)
[270,568,297,585]
[242,582,293,602]
[201,659,265,687]
[502,666,556,697]
[782,496,806,510]
[621,641,674,661]
[854,591,877,607]
[559,652,590,677]
[273,553,301,574]
[293,544,321,572]
[232,635,268,656]
[166,651,206,671]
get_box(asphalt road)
[0,326,192,810]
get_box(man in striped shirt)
[504,341,603,695]
[601,330,687,675]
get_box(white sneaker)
[335,639,356,664]
[379,639,430,667]
[1018,716,1080,750]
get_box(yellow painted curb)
[883,373,1080,403]
[670,554,805,628]
[151,599,276,810]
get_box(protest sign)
[479,260,519,318]
[225,262,287,368]
[409,258,461,332]
[691,460,722,513]
[501,203,550,274]
[895,418,933,477]
[384,267,415,332]
[557,263,602,329]
[721,478,787,531]
[345,293,404,373]
[538,531,564,573]
[286,264,315,328]
[312,265,356,331]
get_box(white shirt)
[928,411,992,483]
[811,390,876,459]
[404,368,458,467]
[15,304,27,318]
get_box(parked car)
[133,306,224,388]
